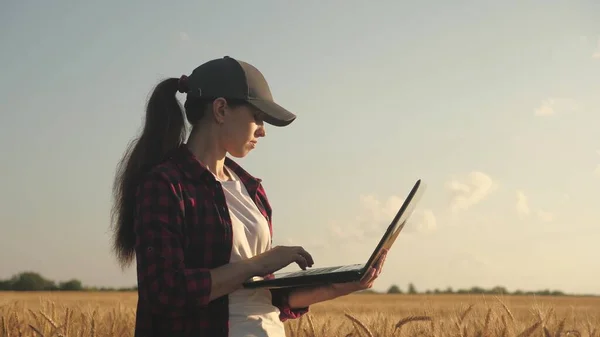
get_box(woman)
[111,56,387,337]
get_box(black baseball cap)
[181,56,297,127]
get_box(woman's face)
[218,100,266,158]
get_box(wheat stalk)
[517,321,541,337]
[29,324,44,337]
[459,304,474,325]
[305,314,317,337]
[64,308,71,337]
[556,318,566,337]
[345,313,374,337]
[481,308,492,337]
[495,297,515,323]
[89,310,97,337]
[395,315,433,337]
[39,311,59,330]
[2,315,9,337]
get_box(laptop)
[242,179,425,289]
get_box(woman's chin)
[228,147,253,158]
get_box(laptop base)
[243,264,366,289]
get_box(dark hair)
[110,78,245,269]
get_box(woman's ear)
[211,97,228,124]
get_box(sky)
[1,0,599,296]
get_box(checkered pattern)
[132,144,308,337]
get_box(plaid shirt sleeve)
[134,170,212,316]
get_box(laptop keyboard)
[275,263,364,278]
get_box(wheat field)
[1,292,598,337]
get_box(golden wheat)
[0,292,598,337]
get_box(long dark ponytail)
[111,78,187,269]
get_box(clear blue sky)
[1,0,599,295]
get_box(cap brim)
[247,99,297,127]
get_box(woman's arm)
[269,285,340,321]
[287,285,340,308]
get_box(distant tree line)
[0,272,137,292]
[0,272,590,297]
[381,282,573,296]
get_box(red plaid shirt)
[132,144,308,337]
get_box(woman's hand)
[248,245,314,276]
[329,249,388,297]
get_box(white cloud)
[534,98,578,117]
[358,194,405,225]
[328,220,369,241]
[536,210,554,222]
[534,99,555,116]
[514,189,554,223]
[446,171,496,213]
[516,190,530,216]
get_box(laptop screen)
[362,179,425,272]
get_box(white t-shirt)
[216,166,286,337]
